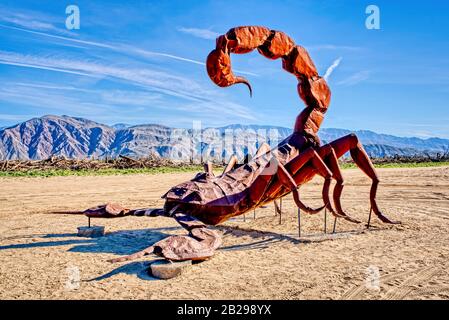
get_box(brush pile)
[0,155,186,173]
[1,153,448,174]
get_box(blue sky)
[0,0,448,138]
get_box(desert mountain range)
[1,115,448,161]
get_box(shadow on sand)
[0,227,175,254]
[0,220,380,281]
[85,261,158,282]
[0,227,181,281]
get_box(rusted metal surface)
[84,203,130,218]
[86,26,399,264]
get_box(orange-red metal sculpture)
[86,26,399,263]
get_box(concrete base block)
[77,226,105,238]
[149,259,192,279]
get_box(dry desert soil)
[1,166,449,299]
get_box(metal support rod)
[253,209,256,220]
[88,217,91,228]
[367,207,372,229]
[243,214,246,222]
[274,199,283,225]
[279,198,283,225]
[297,207,301,238]
[332,217,337,233]
[324,208,327,234]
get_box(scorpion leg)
[277,160,327,215]
[242,142,273,220]
[275,148,332,214]
[249,150,323,214]
[329,134,400,224]
[253,142,272,220]
[318,145,361,224]
[221,142,270,177]
[109,212,222,263]
[203,161,215,176]
[286,148,334,214]
[255,142,271,157]
[222,154,238,175]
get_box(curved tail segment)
[206,26,331,137]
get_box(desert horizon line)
[1,113,447,141]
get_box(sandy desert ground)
[1,166,449,300]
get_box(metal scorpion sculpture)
[85,26,399,263]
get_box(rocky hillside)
[0,115,115,160]
[0,115,448,160]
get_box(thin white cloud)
[13,82,164,106]
[0,86,116,115]
[2,16,54,31]
[0,52,255,121]
[177,101,255,121]
[0,80,256,123]
[99,90,164,106]
[0,8,74,36]
[0,24,111,48]
[0,50,204,99]
[0,10,257,122]
[127,47,258,77]
[337,71,370,86]
[12,82,93,92]
[323,57,342,80]
[0,24,258,77]
[307,44,363,51]
[0,60,95,77]
[0,113,35,122]
[178,27,219,40]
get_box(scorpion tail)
[206,26,320,101]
